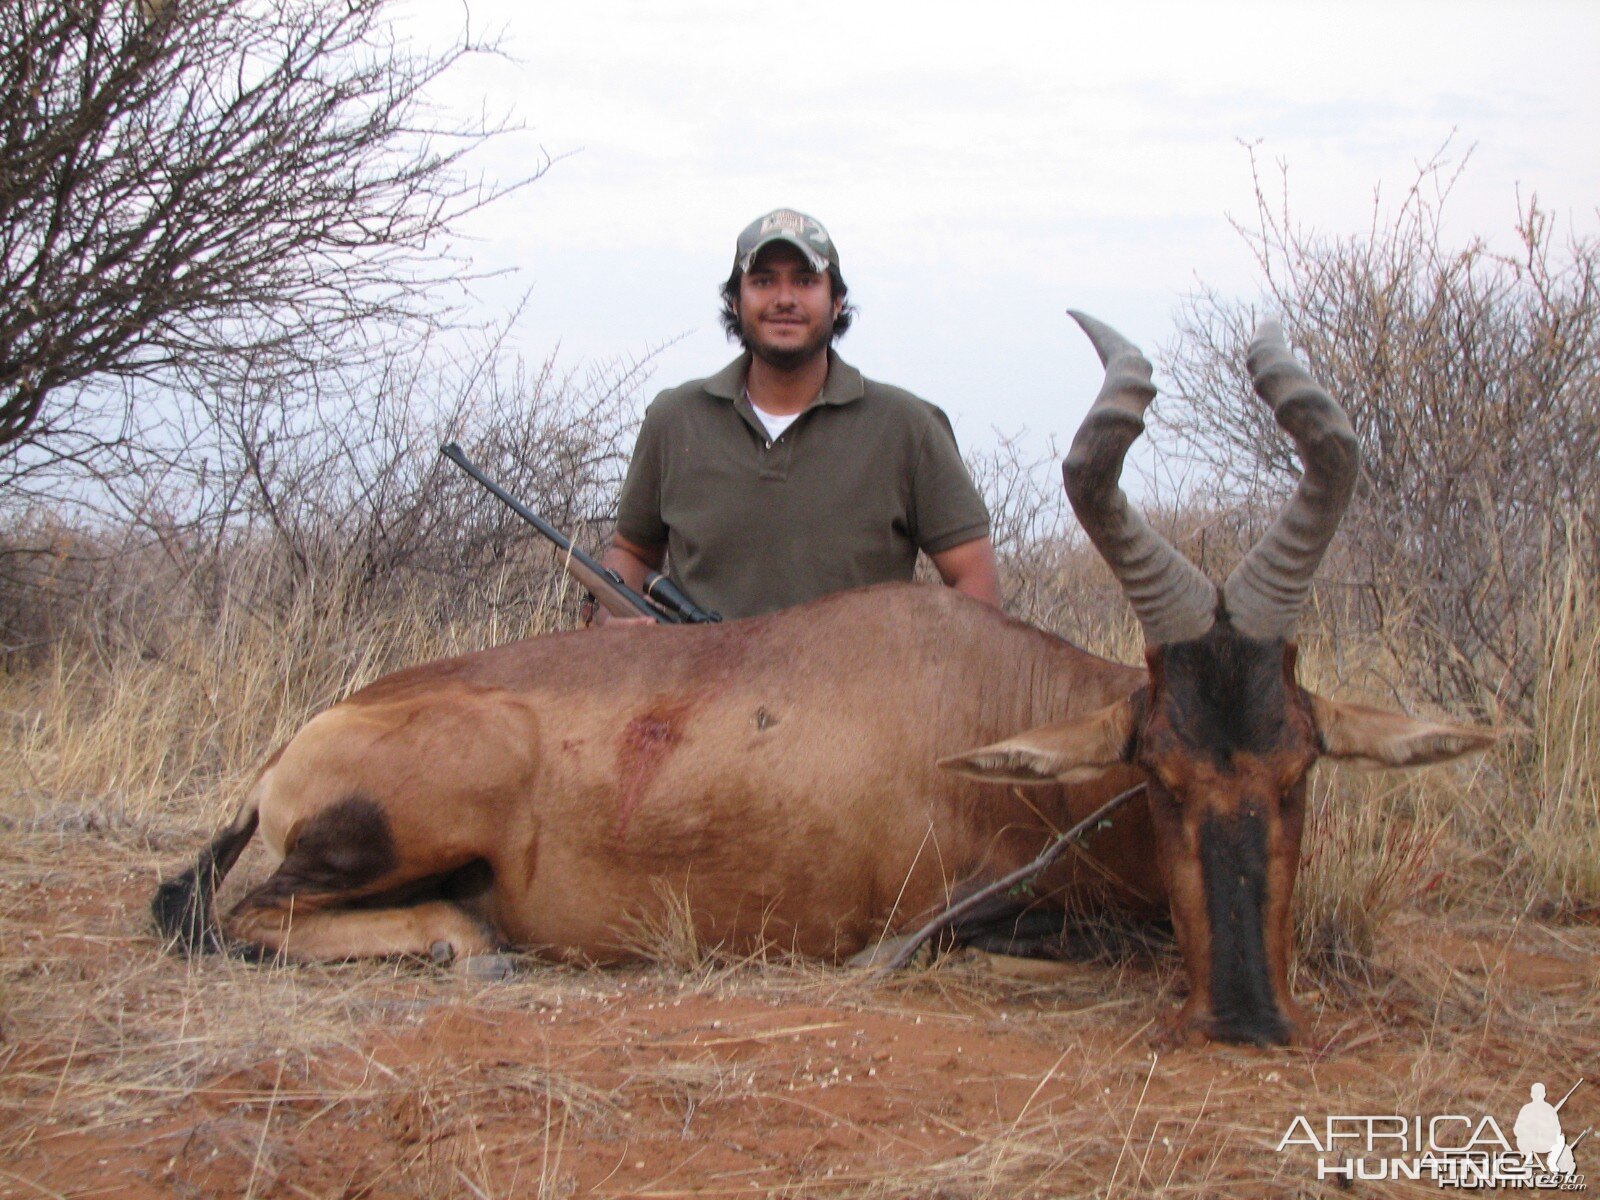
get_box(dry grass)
[1283,548,1600,988]
[616,879,723,976]
[1523,545,1600,909]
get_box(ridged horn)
[1064,311,1216,646]
[1221,321,1360,641]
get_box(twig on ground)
[878,783,1147,971]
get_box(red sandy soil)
[1,828,1595,1199]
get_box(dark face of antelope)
[1134,624,1318,1045]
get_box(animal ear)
[939,698,1136,785]
[1311,695,1499,769]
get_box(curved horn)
[1064,311,1216,645]
[1221,321,1360,641]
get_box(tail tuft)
[151,804,260,957]
[152,864,224,954]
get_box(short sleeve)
[615,399,670,548]
[910,407,991,554]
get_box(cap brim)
[738,232,830,275]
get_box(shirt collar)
[704,348,865,408]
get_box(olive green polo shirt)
[616,349,991,619]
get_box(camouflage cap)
[734,208,843,282]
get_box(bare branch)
[0,0,538,459]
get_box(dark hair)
[718,266,855,346]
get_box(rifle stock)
[560,548,665,622]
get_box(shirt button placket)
[760,428,793,481]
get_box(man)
[596,208,1000,624]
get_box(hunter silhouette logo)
[1277,1077,1589,1189]
[1517,1082,1588,1179]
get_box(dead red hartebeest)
[154,314,1495,1045]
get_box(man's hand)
[590,534,667,628]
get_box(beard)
[742,312,835,370]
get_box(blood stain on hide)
[614,701,689,838]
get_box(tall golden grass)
[1525,543,1600,907]
[1302,545,1598,940]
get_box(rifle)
[440,443,720,625]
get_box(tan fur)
[231,900,500,961]
[219,584,1159,964]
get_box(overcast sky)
[396,0,1600,457]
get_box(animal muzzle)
[1196,811,1295,1046]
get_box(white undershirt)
[749,398,802,442]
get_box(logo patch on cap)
[761,210,809,238]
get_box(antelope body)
[154,316,1494,1045]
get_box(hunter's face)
[738,243,841,369]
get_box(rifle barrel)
[441,443,668,622]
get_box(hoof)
[429,939,456,967]
[456,952,518,982]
